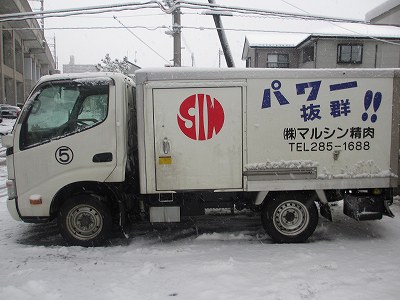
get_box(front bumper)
[7,198,21,221]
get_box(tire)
[58,195,112,247]
[261,192,319,243]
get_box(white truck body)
[136,68,398,193]
[3,68,398,246]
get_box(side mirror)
[1,134,14,148]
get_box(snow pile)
[0,199,400,300]
[196,232,252,241]
[245,160,318,170]
[318,160,397,179]
[246,160,396,179]
[0,118,15,137]
[0,119,15,168]
[0,120,13,175]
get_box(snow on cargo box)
[135,68,399,194]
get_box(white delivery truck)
[3,68,398,246]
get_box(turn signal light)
[29,194,42,205]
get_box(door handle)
[93,152,113,163]
[162,138,171,155]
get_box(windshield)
[20,78,111,150]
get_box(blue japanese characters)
[261,79,382,123]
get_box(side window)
[246,57,251,68]
[20,82,109,150]
[27,87,77,133]
[302,46,314,63]
[267,54,289,68]
[337,44,363,64]
[79,94,108,121]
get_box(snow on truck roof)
[38,69,400,87]
[38,72,131,85]
[135,68,400,84]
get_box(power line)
[176,1,366,24]
[0,0,367,24]
[0,1,160,22]
[13,25,169,31]
[10,24,400,47]
[4,1,400,49]
[182,25,400,47]
[279,0,312,16]
[65,13,166,19]
[113,16,170,64]
[277,0,400,47]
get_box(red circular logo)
[177,94,224,140]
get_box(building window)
[302,46,314,63]
[246,57,251,68]
[337,44,363,64]
[267,54,289,68]
[2,30,13,68]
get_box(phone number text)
[289,141,370,152]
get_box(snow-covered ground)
[1,120,400,300]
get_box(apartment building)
[0,0,55,105]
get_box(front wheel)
[58,195,112,247]
[261,192,319,243]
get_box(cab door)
[153,87,243,191]
[13,78,117,217]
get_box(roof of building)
[365,0,400,22]
[242,22,400,59]
[244,33,310,48]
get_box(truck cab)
[3,73,135,246]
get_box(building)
[63,55,140,75]
[366,0,400,26]
[242,23,400,69]
[63,55,98,73]
[126,61,140,76]
[0,0,55,105]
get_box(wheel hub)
[66,204,103,241]
[283,210,297,223]
[273,200,309,236]
[77,212,95,229]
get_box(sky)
[28,0,389,70]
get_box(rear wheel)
[261,192,319,243]
[58,195,112,247]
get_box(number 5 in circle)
[55,146,74,165]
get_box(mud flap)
[343,193,387,221]
[383,200,395,218]
[319,203,333,221]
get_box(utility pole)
[172,2,181,67]
[208,0,235,68]
[53,34,57,69]
[46,34,57,69]
[218,49,223,68]
[40,0,44,29]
